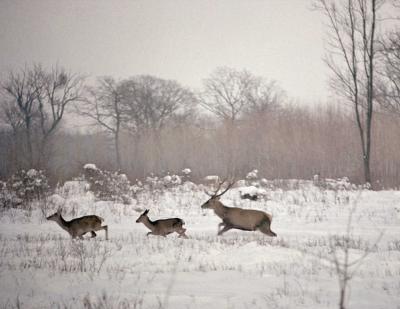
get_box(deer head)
[136,209,150,223]
[46,208,62,221]
[201,179,235,210]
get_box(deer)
[136,209,188,238]
[201,180,277,237]
[46,209,108,240]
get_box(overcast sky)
[0,0,328,104]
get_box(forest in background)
[1,1,400,188]
[1,73,400,188]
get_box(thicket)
[2,103,400,188]
[0,104,398,188]
[0,169,49,208]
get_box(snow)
[119,174,128,181]
[203,175,219,183]
[1,180,400,308]
[395,205,400,219]
[163,175,172,183]
[182,168,191,175]
[246,169,258,180]
[83,163,98,170]
[170,175,182,185]
[27,168,38,177]
[238,186,267,196]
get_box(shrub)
[0,169,49,209]
[83,164,132,203]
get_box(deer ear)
[144,209,149,214]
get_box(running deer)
[201,180,277,237]
[136,209,188,238]
[47,209,109,240]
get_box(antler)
[204,176,236,197]
[205,177,235,197]
[214,178,236,198]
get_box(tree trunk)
[25,116,34,168]
[339,286,346,309]
[115,130,121,170]
[363,155,371,184]
[364,0,376,186]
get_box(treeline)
[1,54,400,188]
[1,73,400,189]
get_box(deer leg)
[177,227,188,239]
[95,225,108,240]
[217,222,225,233]
[258,221,277,237]
[178,233,189,239]
[218,224,232,236]
[102,225,108,240]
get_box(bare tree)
[120,75,195,134]
[244,77,285,116]
[0,65,42,167]
[314,0,389,185]
[36,66,85,167]
[0,99,25,133]
[200,67,283,174]
[1,64,84,169]
[119,75,195,173]
[200,67,255,124]
[78,77,123,169]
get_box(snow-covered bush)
[181,168,192,181]
[0,181,17,209]
[203,175,220,186]
[83,164,132,204]
[317,177,368,191]
[144,172,184,191]
[0,169,49,209]
[239,186,267,201]
[182,168,191,176]
[58,180,88,198]
[246,169,258,180]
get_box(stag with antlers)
[201,180,276,237]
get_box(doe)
[47,209,108,240]
[136,209,188,238]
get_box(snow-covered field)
[1,180,400,309]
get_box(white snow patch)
[203,175,219,184]
[246,169,258,180]
[26,169,38,177]
[83,163,98,170]
[182,168,191,175]
[238,186,267,196]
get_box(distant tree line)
[0,0,399,188]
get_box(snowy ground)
[0,181,400,309]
